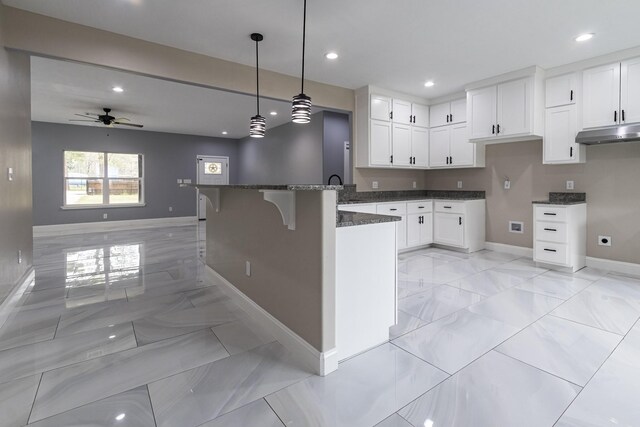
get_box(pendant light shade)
[250,33,265,138]
[292,0,311,124]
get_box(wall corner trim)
[0,267,34,330]
[205,265,337,376]
[33,216,198,237]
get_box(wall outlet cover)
[457,181,463,189]
[412,181,417,189]
[245,261,251,277]
[177,179,183,184]
[169,206,173,212]
[566,180,575,190]
[103,213,108,219]
[372,181,379,189]
[183,179,192,184]
[598,235,612,246]
[504,180,511,190]
[7,167,14,182]
[509,221,524,234]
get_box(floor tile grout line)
[263,397,288,427]
[146,384,159,427]
[25,372,44,425]
[493,349,585,388]
[547,313,627,336]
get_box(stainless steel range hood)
[576,124,640,145]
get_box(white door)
[583,62,621,128]
[449,98,467,124]
[449,124,474,167]
[392,99,412,125]
[434,212,464,247]
[406,213,422,248]
[392,123,412,167]
[429,102,450,128]
[467,86,497,139]
[370,95,392,121]
[429,126,450,168]
[412,103,430,127]
[497,78,530,136]
[411,126,429,168]
[544,105,578,164]
[370,120,392,166]
[546,73,577,108]
[620,57,640,125]
[197,155,229,219]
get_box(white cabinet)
[407,201,433,247]
[430,98,466,128]
[433,200,486,252]
[377,202,407,250]
[412,103,430,127]
[583,62,621,128]
[621,57,640,125]
[392,99,412,124]
[370,120,392,166]
[546,73,577,108]
[411,126,429,167]
[466,70,544,143]
[544,105,584,164]
[533,204,586,272]
[392,123,412,166]
[429,124,480,168]
[371,95,392,121]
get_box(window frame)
[62,150,146,209]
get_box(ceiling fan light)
[292,93,311,124]
[249,114,266,138]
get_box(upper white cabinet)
[544,104,584,164]
[370,95,392,121]
[429,124,482,168]
[546,73,577,108]
[370,120,392,166]
[430,98,466,128]
[392,99,412,124]
[412,103,430,127]
[466,68,544,143]
[621,57,640,125]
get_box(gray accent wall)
[31,122,239,225]
[323,111,350,185]
[0,4,33,302]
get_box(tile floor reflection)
[1,224,639,426]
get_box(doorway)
[196,155,229,220]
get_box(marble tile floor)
[2,225,640,426]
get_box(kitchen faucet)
[327,174,343,185]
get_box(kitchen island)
[190,184,399,376]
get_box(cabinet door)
[429,127,450,167]
[411,126,429,168]
[544,105,578,164]
[392,99,412,125]
[392,123,412,167]
[421,212,433,245]
[449,124,474,167]
[546,74,577,108]
[621,57,640,125]
[371,94,392,121]
[450,98,467,124]
[434,212,464,247]
[407,214,422,248]
[467,86,497,139]
[583,62,621,128]
[370,120,392,166]
[497,78,531,136]
[429,102,450,128]
[412,103,430,127]
[396,216,407,250]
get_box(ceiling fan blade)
[69,119,99,122]
[84,112,100,116]
[114,117,130,122]
[75,113,98,119]
[114,122,144,128]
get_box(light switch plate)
[7,167,13,182]
[372,181,379,189]
[412,181,417,189]
[566,180,575,190]
[457,181,463,189]
[245,261,251,277]
[183,179,192,184]
[504,180,511,190]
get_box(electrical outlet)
[372,181,379,189]
[177,179,183,184]
[7,167,13,182]
[566,180,575,190]
[183,179,192,184]
[17,250,22,264]
[245,261,251,277]
[457,181,463,189]
[169,206,173,212]
[504,180,511,190]
[103,213,108,219]
[412,181,417,189]
[598,235,612,246]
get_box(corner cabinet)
[433,200,486,253]
[429,124,483,168]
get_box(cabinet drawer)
[338,203,377,214]
[535,206,567,222]
[376,202,407,216]
[434,201,465,214]
[535,242,569,266]
[407,200,433,214]
[535,221,568,243]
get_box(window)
[64,151,144,207]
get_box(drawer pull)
[543,228,557,232]
[543,212,557,216]
[390,208,398,211]
[418,206,425,209]
[543,248,557,252]
[443,206,452,209]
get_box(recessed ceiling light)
[115,413,126,421]
[325,52,339,60]
[270,111,278,116]
[575,33,594,42]
[424,81,435,88]
[108,335,116,339]
[221,131,228,135]
[112,86,124,93]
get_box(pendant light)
[292,0,311,124]
[250,33,266,138]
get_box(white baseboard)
[33,216,198,237]
[205,266,337,376]
[0,267,34,330]
[484,242,533,258]
[586,257,640,277]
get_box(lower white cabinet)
[533,204,586,272]
[433,212,465,247]
[407,200,433,247]
[376,202,408,250]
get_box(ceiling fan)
[69,108,143,128]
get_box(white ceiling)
[7,0,640,98]
[31,57,316,139]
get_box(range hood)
[576,124,640,145]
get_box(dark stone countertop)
[336,211,401,228]
[338,188,485,204]
[183,184,343,191]
[532,192,586,205]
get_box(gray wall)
[0,3,33,302]
[322,111,350,185]
[237,112,324,184]
[31,122,239,225]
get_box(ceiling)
[31,57,319,139]
[7,0,640,98]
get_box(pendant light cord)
[300,0,307,94]
[255,38,260,115]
